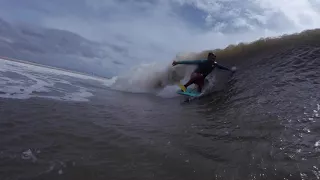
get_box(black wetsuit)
[176,60,231,77]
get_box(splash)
[106,52,204,97]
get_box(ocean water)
[1,41,320,180]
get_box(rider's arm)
[176,60,206,65]
[214,62,232,71]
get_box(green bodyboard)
[176,87,201,97]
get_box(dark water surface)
[1,45,320,180]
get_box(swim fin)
[178,83,186,92]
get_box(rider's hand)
[172,61,178,66]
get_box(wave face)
[104,29,320,98]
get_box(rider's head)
[207,52,216,61]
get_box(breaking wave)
[104,28,320,97]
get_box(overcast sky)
[0,0,319,66]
